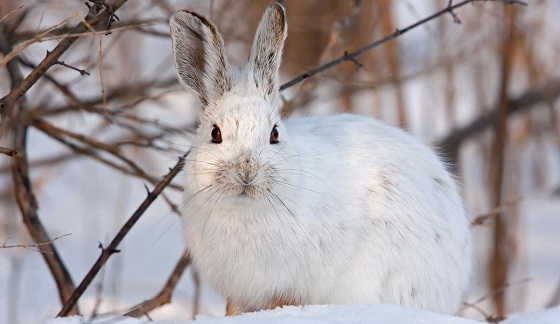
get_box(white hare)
[170,2,472,316]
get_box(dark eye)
[270,125,279,144]
[211,125,222,144]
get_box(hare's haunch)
[170,2,472,315]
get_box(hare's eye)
[211,125,222,144]
[270,125,279,144]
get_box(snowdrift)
[46,304,560,324]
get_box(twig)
[31,119,183,191]
[0,0,130,117]
[10,18,167,42]
[53,57,90,76]
[1,23,80,315]
[1,233,71,249]
[124,248,192,318]
[89,258,107,320]
[466,277,532,307]
[437,80,560,165]
[546,279,560,308]
[31,77,178,118]
[278,0,527,91]
[191,270,201,319]
[470,197,522,226]
[447,1,462,24]
[461,278,532,322]
[0,146,18,157]
[57,153,188,317]
[0,4,24,24]
[98,37,107,112]
[0,15,75,70]
[462,302,504,323]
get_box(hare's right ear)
[170,10,232,107]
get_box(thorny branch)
[57,153,188,317]
[279,0,527,91]
[50,55,90,76]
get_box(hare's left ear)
[247,2,287,102]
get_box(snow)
[43,304,560,324]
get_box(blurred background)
[1,0,559,323]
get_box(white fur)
[171,3,472,315]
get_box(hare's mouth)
[233,184,260,199]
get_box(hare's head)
[171,3,291,200]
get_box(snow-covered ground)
[45,304,560,324]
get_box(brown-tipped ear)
[247,2,287,102]
[170,10,232,107]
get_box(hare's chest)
[185,207,317,301]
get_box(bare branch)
[31,119,183,191]
[0,0,131,118]
[0,5,25,24]
[546,280,560,308]
[1,21,80,315]
[0,146,18,157]
[53,57,90,76]
[437,80,560,164]
[470,197,522,227]
[1,233,71,249]
[57,153,188,317]
[279,0,527,91]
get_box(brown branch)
[489,7,517,315]
[191,269,201,319]
[0,146,18,157]
[1,21,80,315]
[462,302,503,323]
[124,248,192,318]
[461,277,532,322]
[278,0,527,92]
[0,5,24,24]
[57,152,188,317]
[466,277,532,307]
[10,18,168,42]
[1,233,71,249]
[31,119,183,191]
[52,56,90,76]
[30,77,178,118]
[436,80,560,164]
[546,280,560,308]
[470,197,521,227]
[0,0,130,117]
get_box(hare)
[170,2,472,316]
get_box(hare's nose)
[239,171,256,185]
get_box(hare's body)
[183,113,471,314]
[170,2,472,316]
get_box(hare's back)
[285,113,447,180]
[285,113,468,241]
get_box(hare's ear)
[170,10,232,107]
[247,2,287,102]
